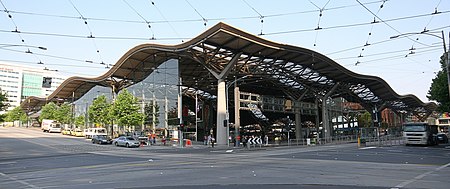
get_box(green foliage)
[39,102,59,122]
[144,100,160,126]
[357,111,372,127]
[74,115,85,129]
[427,53,450,112]
[0,90,9,122]
[88,95,112,127]
[55,103,73,124]
[39,102,73,124]
[110,89,144,128]
[4,106,27,122]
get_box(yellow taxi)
[71,128,84,137]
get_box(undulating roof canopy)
[21,22,437,119]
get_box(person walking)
[204,135,208,145]
[207,134,212,146]
[211,135,215,148]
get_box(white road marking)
[394,162,450,188]
[359,146,377,150]
[0,172,41,189]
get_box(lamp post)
[390,31,450,98]
[225,75,252,147]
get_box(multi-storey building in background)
[0,62,67,113]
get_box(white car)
[112,136,140,148]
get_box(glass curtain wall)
[72,59,179,137]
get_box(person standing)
[211,135,215,148]
[264,135,269,146]
[207,134,212,146]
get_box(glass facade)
[73,59,179,133]
[22,73,43,99]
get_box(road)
[1,126,449,189]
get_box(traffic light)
[180,123,184,129]
[223,119,228,127]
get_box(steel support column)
[234,86,241,146]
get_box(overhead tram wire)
[69,0,107,68]
[1,1,445,38]
[0,0,45,66]
[0,47,113,67]
[263,10,450,36]
[242,0,265,35]
[184,0,208,27]
[0,0,385,26]
[336,45,443,61]
[343,46,443,67]
[123,0,155,40]
[309,0,331,46]
[355,0,431,48]
[0,29,187,41]
[149,1,182,42]
[406,0,444,57]
[355,0,387,66]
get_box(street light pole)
[225,75,251,147]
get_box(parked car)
[62,129,72,135]
[437,133,449,144]
[112,136,140,148]
[92,135,112,144]
[71,128,84,137]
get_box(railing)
[272,134,404,148]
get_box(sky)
[0,0,449,103]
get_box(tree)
[144,100,160,127]
[74,115,85,129]
[39,102,58,122]
[88,95,112,127]
[0,90,9,122]
[4,106,27,123]
[427,53,450,112]
[110,89,144,132]
[55,103,72,124]
[357,111,372,127]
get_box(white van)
[85,128,107,138]
[41,119,62,133]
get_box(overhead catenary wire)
[149,1,182,41]
[242,0,265,35]
[69,0,106,67]
[309,0,332,46]
[0,0,385,25]
[0,0,45,65]
[355,0,430,48]
[0,1,447,77]
[123,0,155,39]
[356,0,387,64]
[184,0,207,27]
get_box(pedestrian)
[207,134,212,146]
[211,135,215,148]
[161,136,166,146]
[204,135,208,145]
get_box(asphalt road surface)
[1,126,449,189]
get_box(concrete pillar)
[216,79,227,145]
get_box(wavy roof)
[21,22,437,118]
